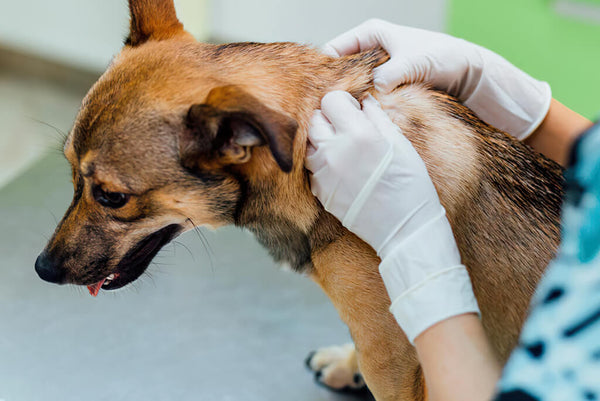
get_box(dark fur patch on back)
[436,93,564,227]
[212,42,264,57]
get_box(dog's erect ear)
[182,86,298,173]
[126,0,185,46]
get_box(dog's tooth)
[106,274,115,281]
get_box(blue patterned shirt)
[495,122,600,401]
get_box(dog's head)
[35,0,301,295]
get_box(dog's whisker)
[172,240,196,263]
[46,208,59,225]
[140,269,158,289]
[149,262,174,268]
[67,283,84,296]
[185,217,216,273]
[165,242,177,258]
[28,117,69,148]
[197,228,215,257]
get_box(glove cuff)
[464,47,552,140]
[378,213,480,343]
[387,265,480,344]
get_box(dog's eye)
[92,186,130,209]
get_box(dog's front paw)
[305,343,367,392]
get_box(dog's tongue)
[87,279,106,297]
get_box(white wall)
[0,0,128,71]
[209,0,448,44]
[0,0,447,71]
[0,0,208,72]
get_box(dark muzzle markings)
[87,223,183,296]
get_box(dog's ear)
[126,0,185,46]
[181,86,298,173]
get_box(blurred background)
[0,1,598,400]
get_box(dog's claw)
[304,351,316,369]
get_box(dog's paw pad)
[305,343,366,391]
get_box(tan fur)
[37,2,563,400]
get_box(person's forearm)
[525,99,593,167]
[414,313,501,401]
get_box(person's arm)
[414,314,501,401]
[525,99,593,167]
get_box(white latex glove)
[306,91,479,343]
[322,19,551,140]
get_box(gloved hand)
[306,90,479,343]
[322,19,551,140]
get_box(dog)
[34,1,564,400]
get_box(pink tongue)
[87,278,106,297]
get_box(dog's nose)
[35,251,65,284]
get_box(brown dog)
[34,1,563,400]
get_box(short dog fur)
[35,1,564,400]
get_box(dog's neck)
[231,167,344,274]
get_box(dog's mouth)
[86,224,182,297]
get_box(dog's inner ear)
[183,86,298,173]
[126,0,185,46]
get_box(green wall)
[448,0,600,119]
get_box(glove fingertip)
[320,44,341,57]
[309,110,331,128]
[306,142,317,157]
[361,94,387,117]
[363,93,381,107]
[322,90,360,109]
[308,111,335,144]
[308,179,320,198]
[373,60,411,93]
[373,78,393,94]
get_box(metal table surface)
[0,153,372,401]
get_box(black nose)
[35,251,65,284]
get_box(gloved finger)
[373,58,415,94]
[320,44,342,58]
[305,145,327,173]
[308,165,329,199]
[362,95,398,133]
[310,167,341,212]
[306,141,317,158]
[362,95,413,147]
[306,111,333,173]
[320,91,364,132]
[307,110,334,146]
[322,19,386,57]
